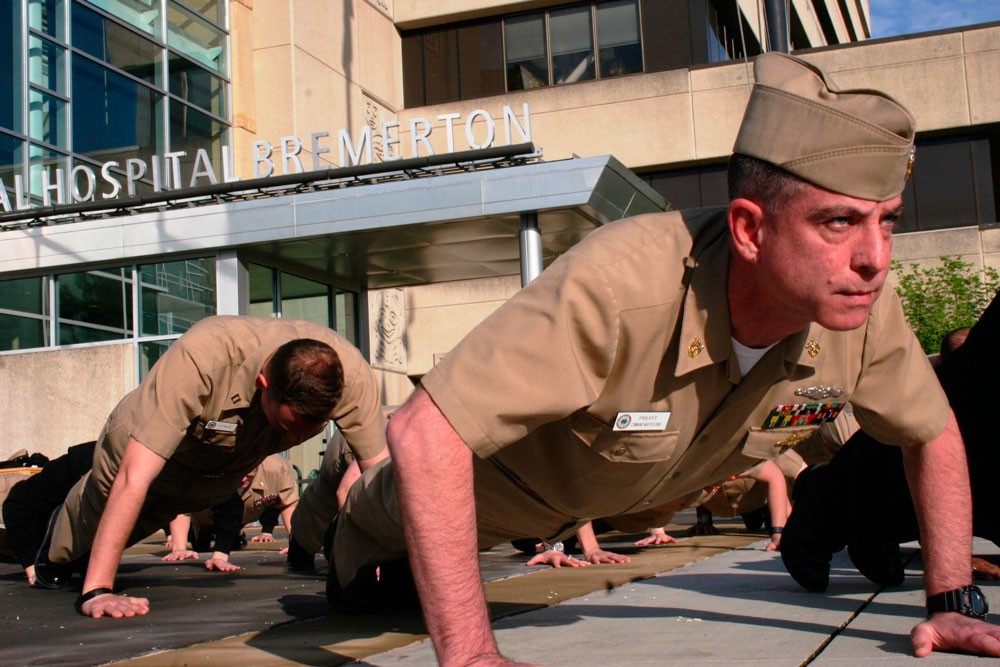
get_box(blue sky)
[870,0,1000,38]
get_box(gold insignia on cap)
[776,431,811,448]
[905,147,915,181]
[805,338,820,358]
[687,338,704,358]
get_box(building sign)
[0,104,532,214]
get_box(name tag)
[205,420,238,433]
[613,411,671,431]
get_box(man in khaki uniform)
[331,52,997,662]
[40,315,387,619]
[164,453,300,570]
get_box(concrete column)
[216,249,249,315]
[764,0,790,52]
[519,212,543,286]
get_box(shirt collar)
[674,233,733,379]
[226,339,283,410]
[674,235,825,380]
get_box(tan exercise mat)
[122,526,762,666]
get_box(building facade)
[1,0,998,478]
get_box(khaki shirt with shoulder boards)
[192,453,299,529]
[102,316,385,487]
[241,453,299,525]
[422,207,949,524]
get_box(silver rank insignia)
[794,386,844,400]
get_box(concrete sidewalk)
[3,521,997,665]
[368,540,1000,666]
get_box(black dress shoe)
[287,536,316,572]
[33,507,73,589]
[741,507,766,531]
[848,538,905,587]
[326,558,421,613]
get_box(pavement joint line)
[799,548,920,666]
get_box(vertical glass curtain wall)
[0,257,216,380]
[248,264,360,347]
[0,0,230,203]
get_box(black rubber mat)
[0,542,329,666]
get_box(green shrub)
[891,256,1000,354]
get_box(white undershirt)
[731,337,776,377]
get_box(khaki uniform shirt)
[422,208,948,533]
[91,315,384,510]
[191,454,299,531]
[51,315,386,553]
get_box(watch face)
[966,587,990,617]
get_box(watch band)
[926,585,988,619]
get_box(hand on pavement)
[526,550,589,568]
[911,612,1000,657]
[80,592,150,619]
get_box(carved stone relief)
[369,288,406,371]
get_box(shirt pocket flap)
[572,412,679,463]
[189,419,238,447]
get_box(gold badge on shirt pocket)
[761,402,845,429]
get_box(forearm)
[901,411,972,596]
[357,447,389,473]
[84,456,154,591]
[389,387,498,666]
[575,522,600,557]
[279,505,296,535]
[168,514,191,550]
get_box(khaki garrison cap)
[733,52,915,202]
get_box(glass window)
[72,55,163,164]
[169,100,224,178]
[139,339,172,378]
[0,0,21,133]
[249,263,275,317]
[550,6,595,85]
[28,34,67,94]
[167,3,225,72]
[0,276,49,359]
[28,0,65,41]
[83,0,160,37]
[73,3,160,86]
[0,313,47,350]
[57,268,133,344]
[1,275,47,314]
[139,257,216,336]
[169,53,226,117]
[29,143,67,199]
[280,272,330,328]
[597,0,641,78]
[335,289,357,345]
[0,131,23,189]
[505,13,548,90]
[174,0,225,27]
[28,88,67,147]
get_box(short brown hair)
[265,338,344,422]
[728,153,807,215]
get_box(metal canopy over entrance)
[0,154,667,289]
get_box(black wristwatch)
[926,585,989,619]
